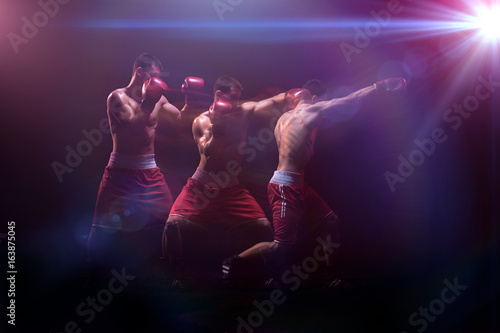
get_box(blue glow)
[63,19,370,29]
[62,18,473,31]
[58,0,500,49]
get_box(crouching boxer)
[162,76,296,287]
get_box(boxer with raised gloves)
[141,77,168,111]
[89,53,182,287]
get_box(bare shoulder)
[301,103,326,116]
[277,110,292,122]
[240,101,257,112]
[288,105,323,127]
[107,88,130,111]
[304,105,326,126]
[192,111,211,138]
[194,110,210,121]
[108,87,127,100]
[228,103,254,121]
[193,111,211,128]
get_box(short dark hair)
[302,79,327,97]
[214,75,243,95]
[133,53,164,72]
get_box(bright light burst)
[63,0,500,49]
[469,3,500,41]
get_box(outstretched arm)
[244,92,287,119]
[309,85,376,123]
[147,76,207,125]
[308,77,407,123]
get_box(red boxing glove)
[285,88,313,110]
[182,76,205,107]
[142,77,168,109]
[211,100,233,117]
[374,77,407,93]
[210,100,233,137]
[182,77,204,95]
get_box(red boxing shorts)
[268,171,333,244]
[169,177,267,229]
[92,154,173,231]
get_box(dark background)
[1,0,498,332]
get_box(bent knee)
[324,212,340,229]
[327,212,340,223]
[323,212,341,244]
[166,214,186,226]
[270,241,296,255]
[256,218,273,239]
[256,218,272,231]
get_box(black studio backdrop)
[0,0,498,332]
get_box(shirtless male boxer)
[223,77,407,285]
[163,75,295,284]
[87,53,204,279]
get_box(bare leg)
[226,218,273,255]
[322,213,342,271]
[223,240,295,286]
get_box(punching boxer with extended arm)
[163,75,295,285]
[223,78,407,286]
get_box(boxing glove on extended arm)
[182,76,205,106]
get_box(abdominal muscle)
[111,122,156,155]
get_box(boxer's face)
[139,65,162,83]
[216,86,241,109]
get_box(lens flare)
[471,4,500,41]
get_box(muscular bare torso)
[107,87,164,155]
[275,105,324,173]
[193,106,253,173]
[275,85,377,173]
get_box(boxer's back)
[274,106,323,173]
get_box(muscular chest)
[127,99,159,128]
